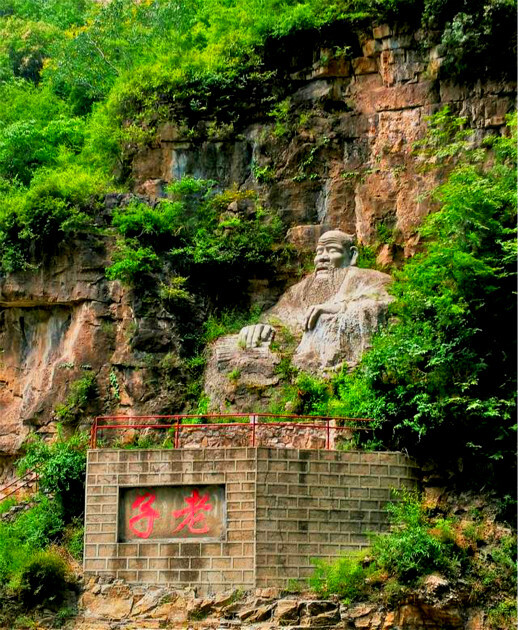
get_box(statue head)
[314,230,358,275]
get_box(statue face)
[314,240,348,275]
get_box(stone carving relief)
[204,228,393,411]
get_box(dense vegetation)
[283,111,517,498]
[0,0,515,272]
[0,432,87,624]
[309,491,517,628]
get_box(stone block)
[362,39,381,57]
[373,24,392,39]
[353,56,378,75]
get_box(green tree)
[328,113,517,492]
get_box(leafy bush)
[309,491,516,606]
[0,164,110,272]
[107,180,287,301]
[370,492,459,582]
[55,371,97,423]
[309,552,372,602]
[0,496,64,585]
[15,549,68,607]
[17,432,88,521]
[298,112,517,493]
[63,519,84,562]
[203,306,263,344]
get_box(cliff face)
[0,22,515,463]
[0,231,187,460]
[130,23,514,262]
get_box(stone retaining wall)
[84,448,419,593]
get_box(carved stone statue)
[203,229,392,411]
[238,230,393,372]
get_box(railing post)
[91,417,98,449]
[174,417,181,449]
[326,419,330,450]
[250,415,256,447]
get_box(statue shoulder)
[348,266,393,284]
[337,266,393,301]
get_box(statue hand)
[304,302,341,331]
[238,324,275,348]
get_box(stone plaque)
[118,485,226,542]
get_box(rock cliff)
[130,23,514,263]
[0,230,188,462]
[0,21,515,466]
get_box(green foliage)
[0,0,89,29]
[251,162,275,183]
[302,112,517,493]
[309,552,372,602]
[310,491,517,608]
[0,496,17,514]
[108,179,286,300]
[0,164,110,272]
[435,0,516,81]
[203,306,262,344]
[14,549,68,607]
[370,492,459,582]
[0,496,64,588]
[63,519,84,562]
[0,115,85,184]
[106,239,160,284]
[17,432,88,521]
[269,97,292,138]
[55,371,96,423]
[159,276,194,304]
[0,16,60,83]
[486,599,517,629]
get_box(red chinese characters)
[128,492,160,539]
[173,489,213,535]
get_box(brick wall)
[254,448,418,587]
[84,448,256,591]
[84,448,419,593]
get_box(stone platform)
[84,447,419,594]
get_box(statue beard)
[305,267,346,307]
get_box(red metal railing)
[0,467,40,503]
[90,414,373,450]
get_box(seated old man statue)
[238,230,393,372]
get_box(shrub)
[17,432,88,521]
[55,371,97,423]
[15,549,68,607]
[63,519,84,562]
[0,496,64,583]
[370,492,459,583]
[0,163,110,272]
[105,240,160,284]
[299,112,517,494]
[203,307,262,344]
[309,552,371,602]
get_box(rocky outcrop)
[68,577,496,630]
[130,24,515,265]
[0,232,186,458]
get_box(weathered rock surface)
[130,25,515,267]
[0,233,187,458]
[65,577,498,630]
